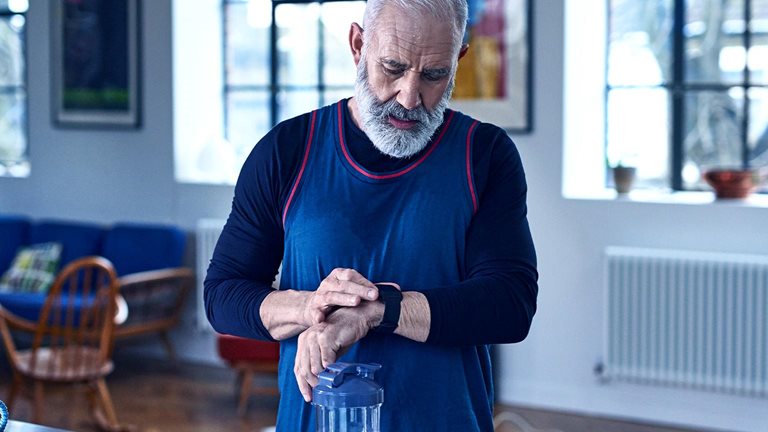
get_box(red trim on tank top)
[466,120,479,214]
[337,102,455,180]
[282,110,317,227]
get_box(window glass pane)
[606,88,670,188]
[1,0,28,14]
[225,2,270,86]
[276,3,319,86]
[686,0,745,84]
[750,0,768,85]
[683,89,745,189]
[0,16,24,87]
[748,87,768,168]
[277,89,320,123]
[0,92,27,164]
[322,88,354,107]
[321,1,366,86]
[227,90,270,162]
[608,0,673,86]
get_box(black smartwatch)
[372,284,403,334]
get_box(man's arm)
[204,115,381,341]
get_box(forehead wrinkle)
[373,31,455,71]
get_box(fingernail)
[368,289,377,299]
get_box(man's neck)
[347,97,365,132]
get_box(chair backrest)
[30,256,119,378]
[30,221,106,269]
[102,223,186,276]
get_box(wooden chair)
[0,256,127,431]
[112,267,194,362]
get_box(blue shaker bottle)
[312,363,383,432]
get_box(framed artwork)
[451,0,532,133]
[51,0,141,128]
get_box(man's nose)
[395,71,422,111]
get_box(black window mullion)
[671,0,686,191]
[742,0,752,169]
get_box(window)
[0,0,28,177]
[607,0,768,192]
[223,0,366,170]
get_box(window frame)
[0,5,28,176]
[605,0,768,192]
[222,0,362,141]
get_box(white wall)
[2,1,768,430]
[0,0,233,226]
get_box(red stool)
[216,333,280,416]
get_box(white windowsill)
[566,189,768,208]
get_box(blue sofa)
[0,215,193,359]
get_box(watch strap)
[373,284,402,334]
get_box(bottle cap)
[312,363,384,408]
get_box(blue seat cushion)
[0,215,30,272]
[103,223,186,276]
[30,220,106,268]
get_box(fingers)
[332,268,377,288]
[295,327,322,402]
[321,268,379,301]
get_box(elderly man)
[204,0,538,430]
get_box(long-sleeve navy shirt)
[204,99,538,346]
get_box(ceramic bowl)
[702,169,763,199]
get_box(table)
[4,420,73,432]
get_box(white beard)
[353,60,455,159]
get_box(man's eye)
[422,73,446,82]
[384,67,404,76]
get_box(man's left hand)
[293,300,384,402]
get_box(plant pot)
[612,166,636,194]
[702,168,764,199]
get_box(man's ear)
[349,22,364,66]
[458,43,469,61]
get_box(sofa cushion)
[30,220,106,268]
[102,223,186,276]
[0,215,30,272]
[0,242,62,294]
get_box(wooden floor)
[0,351,708,432]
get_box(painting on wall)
[451,0,532,132]
[51,0,140,128]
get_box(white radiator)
[603,247,768,397]
[195,219,226,331]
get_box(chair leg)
[159,331,177,364]
[94,378,120,430]
[32,380,45,424]
[6,373,22,410]
[237,367,254,417]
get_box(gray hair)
[362,0,468,51]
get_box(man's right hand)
[300,268,379,326]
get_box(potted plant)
[702,165,768,199]
[611,162,637,194]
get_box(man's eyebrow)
[380,59,450,75]
[380,58,408,69]
[423,67,451,76]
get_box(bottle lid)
[312,363,384,408]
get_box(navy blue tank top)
[278,101,493,431]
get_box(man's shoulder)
[449,110,510,145]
